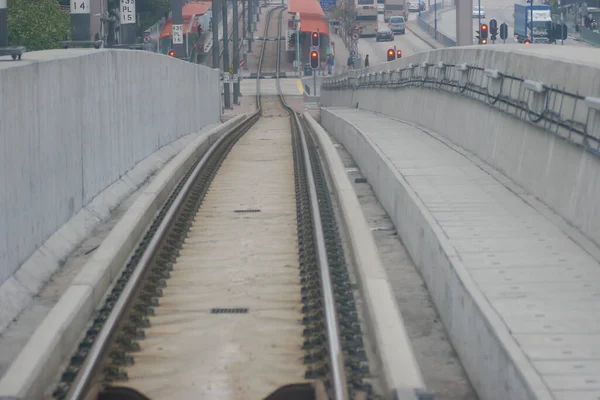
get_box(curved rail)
[270,10,349,400]
[62,6,350,400]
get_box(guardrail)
[322,63,600,156]
[580,27,600,46]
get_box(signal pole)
[212,0,221,68]
[222,0,231,109]
[120,0,137,45]
[233,0,240,104]
[171,0,185,57]
[247,0,253,52]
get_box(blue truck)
[514,3,553,43]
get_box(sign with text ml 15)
[120,0,136,24]
[71,0,90,14]
[172,24,184,44]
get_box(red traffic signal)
[387,48,395,62]
[168,49,175,57]
[396,49,402,58]
[310,50,319,69]
[481,24,487,30]
[311,31,320,47]
[524,39,531,44]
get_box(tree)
[8,0,70,51]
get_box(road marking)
[297,79,304,94]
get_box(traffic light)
[311,31,320,47]
[480,24,488,41]
[387,48,395,61]
[499,23,508,41]
[524,39,531,44]
[396,49,402,58]
[489,19,498,41]
[168,49,175,57]
[310,50,319,69]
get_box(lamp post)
[434,0,437,39]
[296,18,301,76]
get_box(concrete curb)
[321,108,555,400]
[405,23,441,49]
[304,113,428,400]
[0,114,248,400]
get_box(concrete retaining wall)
[321,45,600,254]
[0,49,220,330]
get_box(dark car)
[389,16,406,34]
[376,26,394,42]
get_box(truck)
[384,0,408,23]
[514,3,553,43]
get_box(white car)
[378,3,384,13]
[472,6,485,18]
[407,1,420,11]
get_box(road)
[356,14,436,66]
[435,1,591,46]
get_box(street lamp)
[434,0,437,39]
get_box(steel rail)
[64,116,255,400]
[273,9,349,400]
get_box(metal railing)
[322,63,600,156]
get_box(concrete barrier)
[321,45,600,256]
[305,113,429,400]
[0,114,247,400]
[320,108,553,400]
[0,49,221,334]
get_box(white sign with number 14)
[71,0,90,14]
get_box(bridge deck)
[323,108,600,400]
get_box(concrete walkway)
[321,107,600,400]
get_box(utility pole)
[0,0,8,48]
[222,0,231,109]
[171,0,185,58]
[71,0,91,42]
[247,0,253,52]
[233,0,240,104]
[212,0,221,68]
[120,0,136,45]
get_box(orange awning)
[160,19,193,39]
[182,1,211,18]
[159,1,212,39]
[288,0,325,18]
[299,17,329,36]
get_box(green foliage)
[7,0,70,50]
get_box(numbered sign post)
[70,0,91,41]
[0,0,7,48]
[170,0,184,57]
[120,0,136,44]
[172,24,184,44]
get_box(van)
[389,16,406,34]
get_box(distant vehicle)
[378,3,385,13]
[472,5,485,18]
[513,3,552,43]
[356,0,378,36]
[376,25,395,41]
[406,0,420,11]
[384,0,408,22]
[389,15,406,34]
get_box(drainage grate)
[234,209,261,213]
[210,308,249,314]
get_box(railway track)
[50,6,376,400]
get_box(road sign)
[352,33,359,40]
[70,0,90,14]
[233,74,239,83]
[172,24,184,44]
[120,0,136,24]
[143,35,150,43]
[240,59,244,67]
[224,73,231,83]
